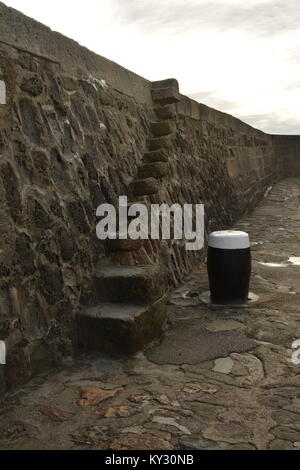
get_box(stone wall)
[0,2,299,393]
[272,135,300,177]
[0,40,155,390]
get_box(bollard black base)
[207,230,252,305]
[207,246,251,304]
[199,290,259,308]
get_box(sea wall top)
[0,1,288,138]
[0,1,152,104]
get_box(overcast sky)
[4,0,300,134]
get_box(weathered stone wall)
[0,41,155,390]
[272,135,300,177]
[145,97,296,285]
[0,2,299,392]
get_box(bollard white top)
[209,230,250,250]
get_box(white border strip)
[0,80,6,105]
[0,340,6,365]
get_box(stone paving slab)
[145,321,257,365]
[0,178,300,450]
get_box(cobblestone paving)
[1,178,300,450]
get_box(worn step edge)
[149,136,172,151]
[129,178,159,196]
[144,149,169,163]
[92,264,167,305]
[75,296,167,356]
[138,162,169,179]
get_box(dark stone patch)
[271,410,300,425]
[0,317,10,339]
[56,226,75,262]
[89,182,106,208]
[14,151,33,183]
[0,421,39,442]
[5,341,32,391]
[46,73,66,116]
[15,233,35,275]
[29,340,57,375]
[38,237,59,265]
[68,201,90,234]
[49,197,64,219]
[18,54,39,72]
[19,98,41,145]
[70,95,89,129]
[28,199,51,232]
[79,80,98,101]
[31,150,51,187]
[53,298,73,325]
[179,435,220,450]
[0,162,22,222]
[38,263,64,305]
[50,148,64,183]
[62,123,74,152]
[86,105,100,129]
[145,319,257,365]
[20,74,43,97]
[0,131,8,156]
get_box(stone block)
[227,160,239,179]
[144,149,169,163]
[138,162,169,179]
[151,87,180,105]
[20,74,43,97]
[149,135,172,151]
[76,297,167,356]
[107,238,143,252]
[93,264,167,305]
[129,178,159,196]
[152,78,179,89]
[154,104,177,120]
[151,120,175,137]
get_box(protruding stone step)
[152,78,179,89]
[129,178,159,196]
[76,298,167,356]
[138,162,169,179]
[151,79,180,105]
[154,104,177,120]
[93,264,167,305]
[107,237,144,252]
[110,251,136,266]
[149,135,172,151]
[144,149,169,163]
[151,120,174,137]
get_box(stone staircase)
[76,79,180,356]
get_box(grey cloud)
[111,0,300,37]
[189,90,240,111]
[185,90,300,134]
[179,90,300,135]
[239,112,300,134]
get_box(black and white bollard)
[207,230,251,304]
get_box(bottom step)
[75,297,167,356]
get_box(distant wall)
[0,1,299,392]
[272,135,300,177]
